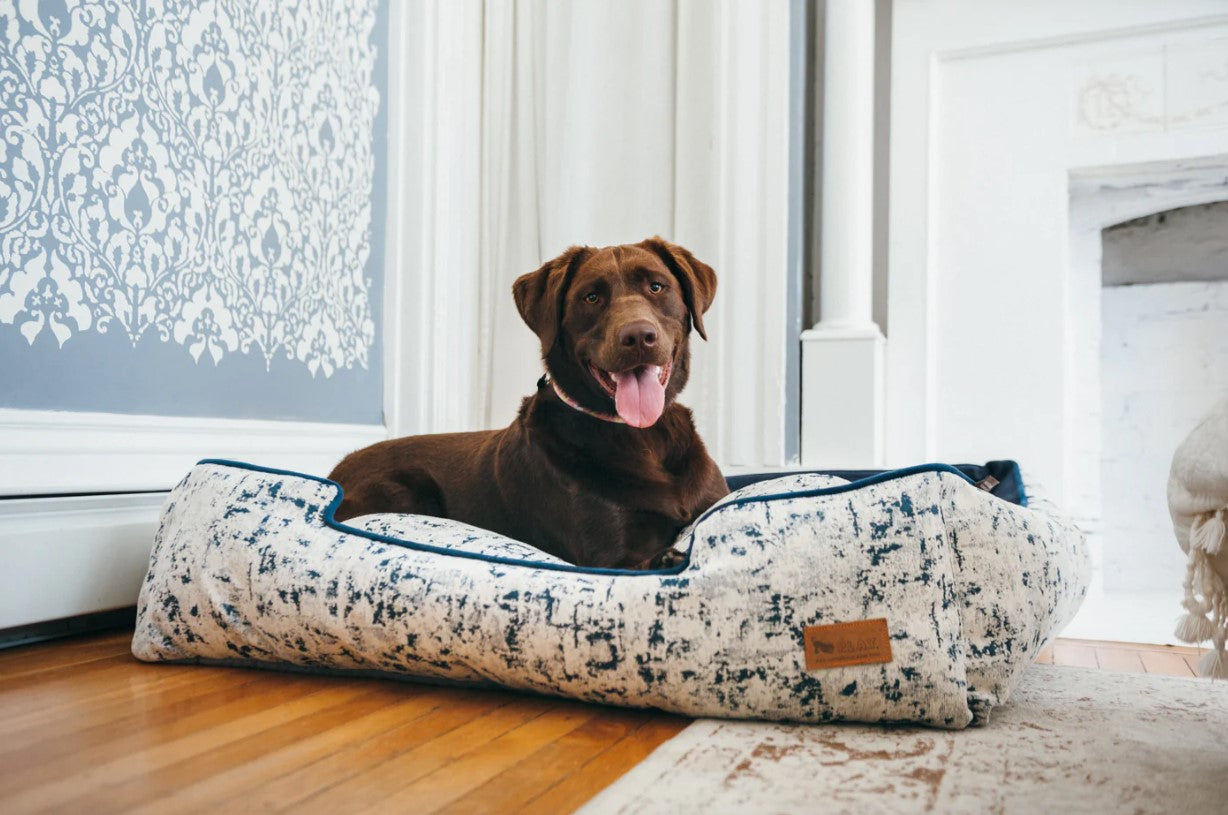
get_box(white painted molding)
[800,327,886,468]
[0,493,165,629]
[0,409,384,496]
[801,0,885,469]
[1068,155,1228,232]
[817,0,876,331]
[381,0,414,441]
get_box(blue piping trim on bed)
[195,458,981,577]
[1011,460,1028,507]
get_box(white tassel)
[1178,548,1209,640]
[1200,566,1222,599]
[1197,646,1228,679]
[1177,514,1228,651]
[1175,612,1215,644]
[1186,597,1211,617]
[1192,511,1226,555]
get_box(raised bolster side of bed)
[937,474,1091,721]
[677,470,979,727]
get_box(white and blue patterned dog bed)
[132,460,1089,729]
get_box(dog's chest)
[618,463,711,526]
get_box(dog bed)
[132,459,1089,729]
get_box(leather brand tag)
[975,475,1000,492]
[803,618,893,670]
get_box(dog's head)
[513,237,717,428]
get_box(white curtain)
[477,0,679,428]
[409,0,794,469]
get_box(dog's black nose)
[619,321,658,348]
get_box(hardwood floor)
[0,630,1206,814]
[1035,638,1202,676]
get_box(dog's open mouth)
[587,361,672,428]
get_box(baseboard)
[0,606,136,650]
[0,408,386,496]
[0,493,166,630]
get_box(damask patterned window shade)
[0,0,387,423]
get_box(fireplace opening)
[1099,200,1228,606]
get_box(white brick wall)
[1100,280,1228,592]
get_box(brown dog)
[328,237,729,569]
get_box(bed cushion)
[132,460,1089,729]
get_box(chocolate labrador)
[328,237,730,569]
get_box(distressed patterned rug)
[579,665,1228,814]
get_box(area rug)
[579,666,1228,814]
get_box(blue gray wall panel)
[0,0,388,423]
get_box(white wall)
[1101,281,1228,592]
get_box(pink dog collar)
[539,374,625,424]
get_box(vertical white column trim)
[381,0,411,439]
[817,0,877,330]
[800,0,886,467]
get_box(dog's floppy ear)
[637,237,717,340]
[513,245,591,352]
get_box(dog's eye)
[584,292,600,304]
[648,282,664,293]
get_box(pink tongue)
[611,366,665,428]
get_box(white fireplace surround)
[889,0,1228,642]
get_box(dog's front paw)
[648,547,688,570]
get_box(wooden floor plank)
[0,668,252,766]
[518,718,688,815]
[0,632,131,679]
[293,696,562,815]
[0,661,209,728]
[1139,649,1196,677]
[0,652,142,694]
[1051,643,1098,669]
[0,661,235,738]
[1056,638,1202,654]
[239,689,507,813]
[377,702,600,813]
[0,675,339,812]
[8,686,355,815]
[437,709,666,815]
[94,685,422,815]
[1094,646,1146,673]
